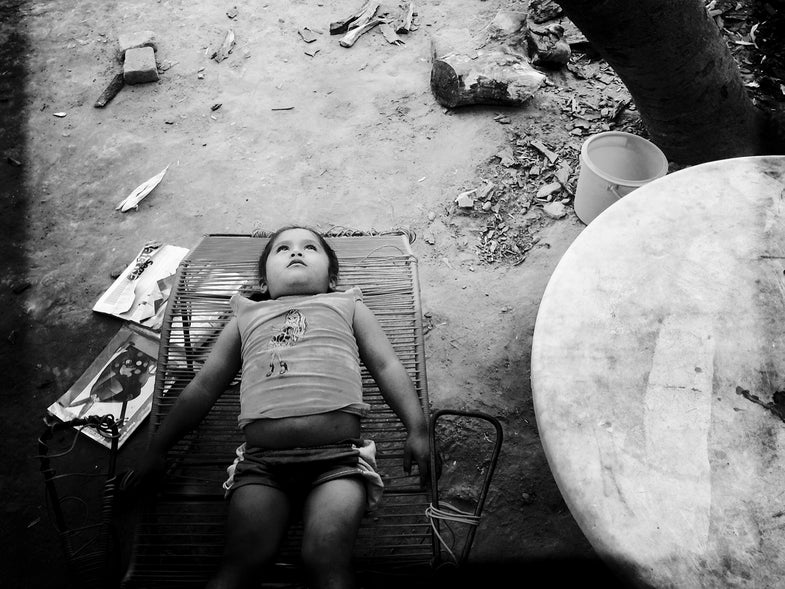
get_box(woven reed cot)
[120,231,501,588]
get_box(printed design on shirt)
[266,309,307,376]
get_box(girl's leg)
[300,477,367,589]
[207,484,291,589]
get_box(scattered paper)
[93,243,189,330]
[116,165,169,212]
[46,325,160,449]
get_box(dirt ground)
[1,0,781,587]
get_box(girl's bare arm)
[145,317,242,459]
[353,302,430,482]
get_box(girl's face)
[261,228,335,299]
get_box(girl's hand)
[118,452,167,510]
[403,428,431,488]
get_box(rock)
[455,190,476,208]
[527,23,571,69]
[497,147,517,167]
[555,162,572,185]
[536,181,562,199]
[528,0,563,24]
[124,46,159,84]
[298,27,318,43]
[530,139,558,163]
[430,26,546,108]
[542,201,567,219]
[117,30,157,61]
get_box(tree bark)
[552,0,770,164]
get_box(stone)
[117,30,157,61]
[455,190,476,208]
[542,201,567,219]
[123,46,159,84]
[527,23,571,69]
[536,181,562,199]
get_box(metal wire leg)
[427,409,504,568]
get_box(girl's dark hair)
[254,226,340,299]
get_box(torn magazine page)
[46,325,160,449]
[93,242,189,330]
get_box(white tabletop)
[531,156,785,588]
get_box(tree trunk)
[553,0,769,164]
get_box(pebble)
[455,190,476,208]
[542,201,567,219]
[536,181,562,200]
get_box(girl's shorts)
[222,438,384,512]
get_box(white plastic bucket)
[574,131,668,225]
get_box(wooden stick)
[330,0,371,34]
[94,73,125,108]
[339,17,383,47]
[350,2,380,28]
[394,2,415,34]
[379,23,404,45]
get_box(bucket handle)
[606,184,624,201]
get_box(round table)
[531,156,785,588]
